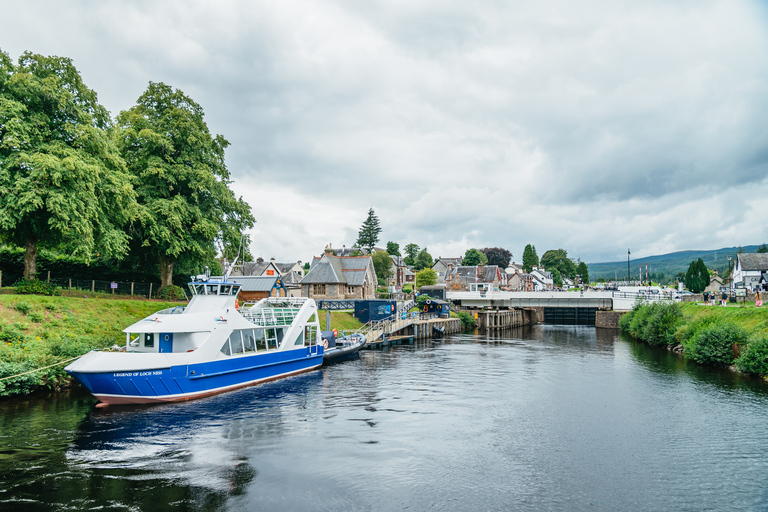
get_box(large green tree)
[371,250,393,286]
[462,248,488,266]
[481,247,512,268]
[576,261,589,285]
[540,249,576,279]
[116,82,253,288]
[684,258,709,293]
[355,207,381,253]
[403,243,419,266]
[0,51,136,280]
[522,244,538,273]
[386,241,400,256]
[414,247,433,271]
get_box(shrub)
[0,361,43,396]
[13,301,32,315]
[684,323,748,365]
[620,301,682,346]
[28,312,44,323]
[156,285,186,301]
[14,279,61,296]
[454,310,477,329]
[735,337,768,375]
[0,324,26,343]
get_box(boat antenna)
[225,233,246,280]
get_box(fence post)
[0,270,2,289]
[92,280,95,295]
[47,271,50,283]
[68,278,71,295]
[131,282,134,299]
[149,283,153,300]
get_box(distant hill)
[587,245,761,282]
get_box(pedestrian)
[703,291,709,305]
[757,288,763,307]
[721,290,727,307]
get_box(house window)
[314,284,326,295]
[347,285,354,294]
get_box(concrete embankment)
[595,310,626,329]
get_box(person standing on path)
[721,290,727,307]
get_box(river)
[2,325,768,511]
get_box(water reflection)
[4,327,768,511]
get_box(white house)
[733,253,768,290]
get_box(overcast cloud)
[2,0,767,264]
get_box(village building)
[444,264,502,292]
[432,258,463,284]
[299,254,377,299]
[529,267,554,290]
[732,253,768,290]
[226,275,289,301]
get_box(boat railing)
[242,307,299,327]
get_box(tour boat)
[65,277,324,405]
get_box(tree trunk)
[159,256,175,288]
[24,236,37,281]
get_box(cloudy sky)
[2,0,767,265]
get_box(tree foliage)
[0,51,136,280]
[403,243,419,266]
[540,249,576,279]
[371,250,393,286]
[462,248,487,266]
[684,258,709,293]
[481,247,511,268]
[386,241,400,256]
[522,244,538,273]
[355,207,381,253]
[758,244,768,253]
[116,82,253,287]
[415,268,437,288]
[576,261,589,284]
[414,248,433,271]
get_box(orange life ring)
[323,339,328,349]
[235,299,240,311]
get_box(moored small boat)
[321,331,366,363]
[65,277,324,405]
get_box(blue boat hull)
[68,347,323,405]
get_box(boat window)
[243,330,256,352]
[231,285,241,296]
[206,284,219,295]
[304,325,317,346]
[188,284,197,296]
[293,330,305,346]
[220,339,231,356]
[144,333,154,348]
[229,331,244,354]
[220,285,232,296]
[254,329,267,351]
[266,329,279,350]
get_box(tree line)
[354,209,590,288]
[0,51,254,289]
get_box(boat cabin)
[188,281,242,297]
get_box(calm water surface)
[3,325,768,511]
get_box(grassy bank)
[0,295,183,396]
[620,301,768,375]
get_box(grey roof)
[444,265,499,283]
[738,253,768,271]
[274,262,300,274]
[300,254,374,286]
[227,276,280,292]
[235,261,273,276]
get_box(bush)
[0,361,43,396]
[735,337,768,375]
[14,279,61,296]
[620,301,682,346]
[156,285,186,301]
[684,323,748,365]
[454,310,477,329]
[29,312,44,323]
[13,301,32,315]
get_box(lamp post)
[627,248,630,283]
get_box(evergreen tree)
[577,261,589,285]
[684,258,709,293]
[522,244,538,273]
[355,208,381,253]
[758,244,768,253]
